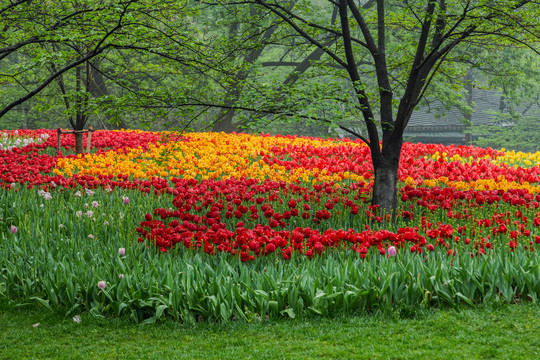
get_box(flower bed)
[2,129,539,259]
[1,129,539,321]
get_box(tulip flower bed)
[1,129,539,322]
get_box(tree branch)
[0,0,31,16]
[187,98,371,145]
[0,46,111,119]
[0,0,132,119]
[252,0,349,68]
[346,0,378,54]
[338,0,380,163]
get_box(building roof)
[335,88,537,145]
[405,89,503,133]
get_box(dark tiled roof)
[336,89,537,143]
[406,89,503,132]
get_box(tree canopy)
[200,0,538,213]
[0,0,213,132]
[1,0,539,212]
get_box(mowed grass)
[1,299,538,360]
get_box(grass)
[1,299,539,359]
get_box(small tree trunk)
[464,132,473,144]
[463,67,474,145]
[89,63,128,130]
[212,108,236,133]
[74,132,84,154]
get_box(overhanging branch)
[172,99,371,145]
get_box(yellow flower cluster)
[54,131,368,184]
[432,177,540,193]
[492,149,540,168]
[53,131,540,194]
[429,149,540,169]
[429,152,492,164]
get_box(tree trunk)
[22,106,29,129]
[89,63,128,130]
[372,158,400,218]
[372,135,403,218]
[212,106,237,133]
[72,64,88,155]
[74,132,84,154]
[463,67,474,145]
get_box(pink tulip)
[387,246,397,257]
[10,225,17,234]
[97,280,107,289]
[118,248,126,256]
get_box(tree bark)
[212,106,236,133]
[372,136,403,218]
[74,132,84,154]
[372,161,399,216]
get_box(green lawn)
[1,300,538,360]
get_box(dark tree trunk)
[22,106,29,129]
[89,63,128,130]
[372,158,400,217]
[74,132,84,154]
[372,133,403,218]
[72,64,87,155]
[212,108,236,133]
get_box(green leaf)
[30,296,51,310]
[280,308,296,319]
[155,304,168,319]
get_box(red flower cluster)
[0,129,165,189]
[262,139,540,185]
[135,178,540,260]
[400,186,540,211]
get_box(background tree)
[410,44,540,147]
[0,0,208,152]
[200,0,539,216]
